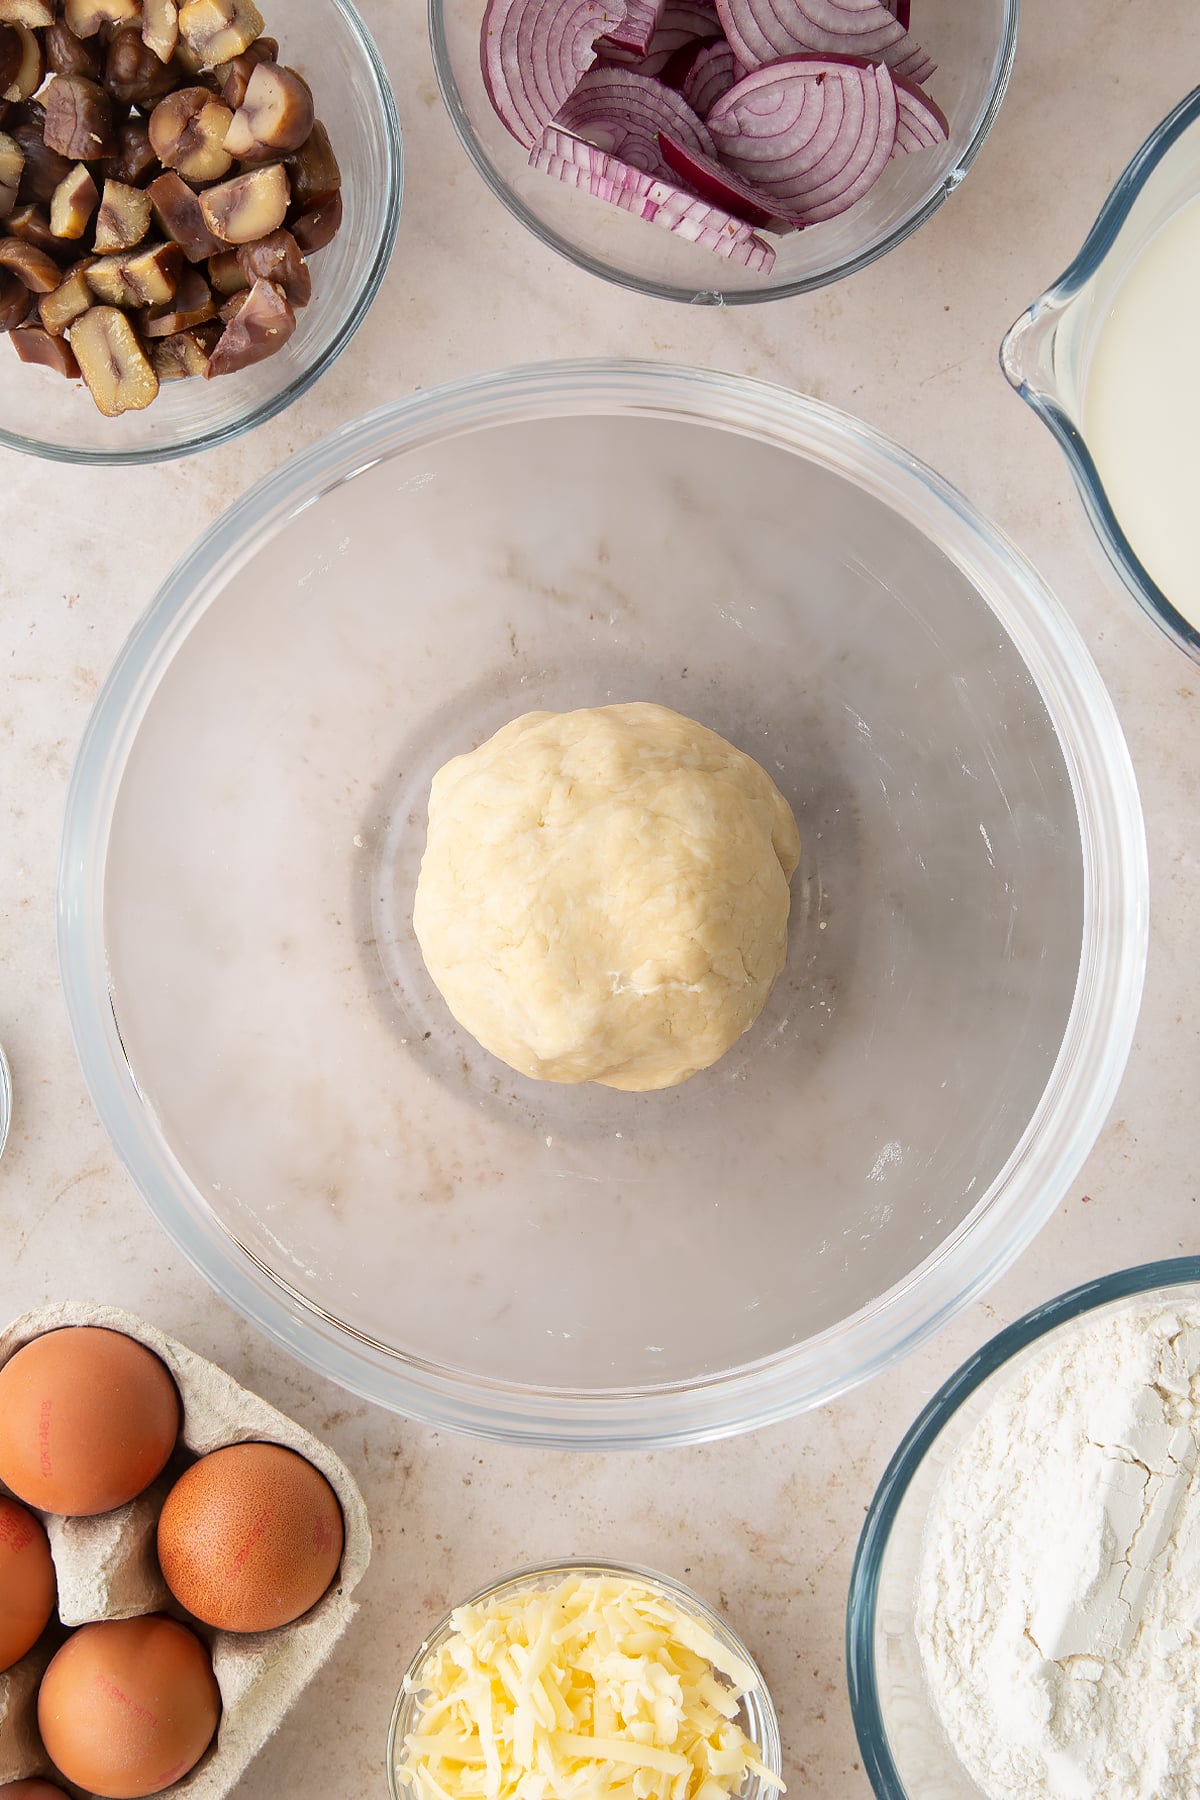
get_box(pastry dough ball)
[413,703,800,1092]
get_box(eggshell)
[0,1329,179,1517]
[0,1499,56,1673]
[0,1781,71,1798]
[38,1616,220,1800]
[157,1443,344,1634]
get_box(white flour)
[916,1298,1200,1800]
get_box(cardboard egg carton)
[0,1301,372,1798]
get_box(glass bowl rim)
[386,1554,783,1800]
[1000,82,1200,662]
[427,0,1020,305]
[844,1254,1200,1799]
[56,357,1148,1448]
[0,0,403,467]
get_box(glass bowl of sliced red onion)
[431,0,1018,300]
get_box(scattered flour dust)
[916,1298,1200,1800]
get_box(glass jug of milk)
[1001,85,1200,664]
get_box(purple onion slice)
[531,125,777,266]
[553,63,716,174]
[707,56,898,220]
[596,0,721,73]
[594,0,665,57]
[881,0,910,27]
[891,69,947,153]
[682,38,746,117]
[482,0,627,148]
[657,128,803,229]
[711,0,934,87]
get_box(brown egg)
[157,1441,344,1633]
[0,1782,72,1798]
[38,1615,220,1800]
[0,1496,56,1672]
[0,1328,179,1516]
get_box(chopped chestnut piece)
[71,301,157,413]
[105,27,181,106]
[146,168,221,260]
[216,282,242,321]
[198,159,287,243]
[0,25,19,93]
[0,233,60,289]
[178,0,263,69]
[223,60,312,159]
[0,0,53,26]
[148,85,232,181]
[0,263,25,324]
[38,256,93,331]
[285,119,339,210]
[7,201,64,257]
[3,24,42,102]
[12,322,79,374]
[0,127,20,216]
[94,175,151,250]
[43,76,116,160]
[235,224,308,304]
[149,318,218,377]
[205,245,244,292]
[44,18,102,80]
[291,189,339,254]
[106,117,159,186]
[142,0,179,64]
[63,0,140,38]
[49,162,99,239]
[87,238,181,304]
[139,259,213,332]
[13,122,71,204]
[206,271,291,375]
[217,35,275,107]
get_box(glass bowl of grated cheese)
[845,1257,1200,1800]
[388,1559,783,1800]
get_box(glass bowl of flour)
[59,361,1147,1446]
[847,1257,1200,1800]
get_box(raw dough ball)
[412,703,800,1091]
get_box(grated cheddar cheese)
[399,1573,785,1800]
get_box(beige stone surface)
[1,2,1198,1795]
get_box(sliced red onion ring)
[881,0,910,28]
[594,0,664,57]
[891,69,947,153]
[482,0,627,147]
[531,125,776,267]
[707,56,898,220]
[711,0,934,87]
[681,38,746,117]
[596,0,721,72]
[554,64,716,174]
[658,128,803,229]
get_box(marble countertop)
[2,2,1198,1793]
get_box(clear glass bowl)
[388,1558,782,1800]
[57,360,1147,1446]
[0,0,402,464]
[429,0,1018,302]
[1001,86,1200,662]
[845,1257,1200,1799]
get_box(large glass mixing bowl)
[58,362,1147,1446]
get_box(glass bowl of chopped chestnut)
[0,0,401,459]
